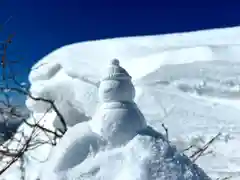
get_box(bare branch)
[161,123,169,140]
[0,21,68,177]
[0,86,67,133]
[190,132,221,162]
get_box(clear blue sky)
[0,1,240,81]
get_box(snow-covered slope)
[3,26,240,179]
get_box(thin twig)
[190,132,221,162]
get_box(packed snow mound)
[26,67,97,128]
[41,130,210,180]
[40,122,105,175]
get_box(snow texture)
[2,26,240,179]
[42,134,211,180]
[39,59,210,180]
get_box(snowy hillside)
[2,26,240,179]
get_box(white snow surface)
[40,123,210,180]
[2,26,240,179]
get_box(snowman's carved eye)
[104,87,114,93]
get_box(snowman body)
[90,59,147,146]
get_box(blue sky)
[0,2,240,82]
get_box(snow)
[2,26,240,179]
[40,122,105,174]
[41,132,210,180]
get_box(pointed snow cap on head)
[101,59,132,81]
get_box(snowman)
[89,59,147,146]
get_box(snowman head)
[98,59,135,103]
